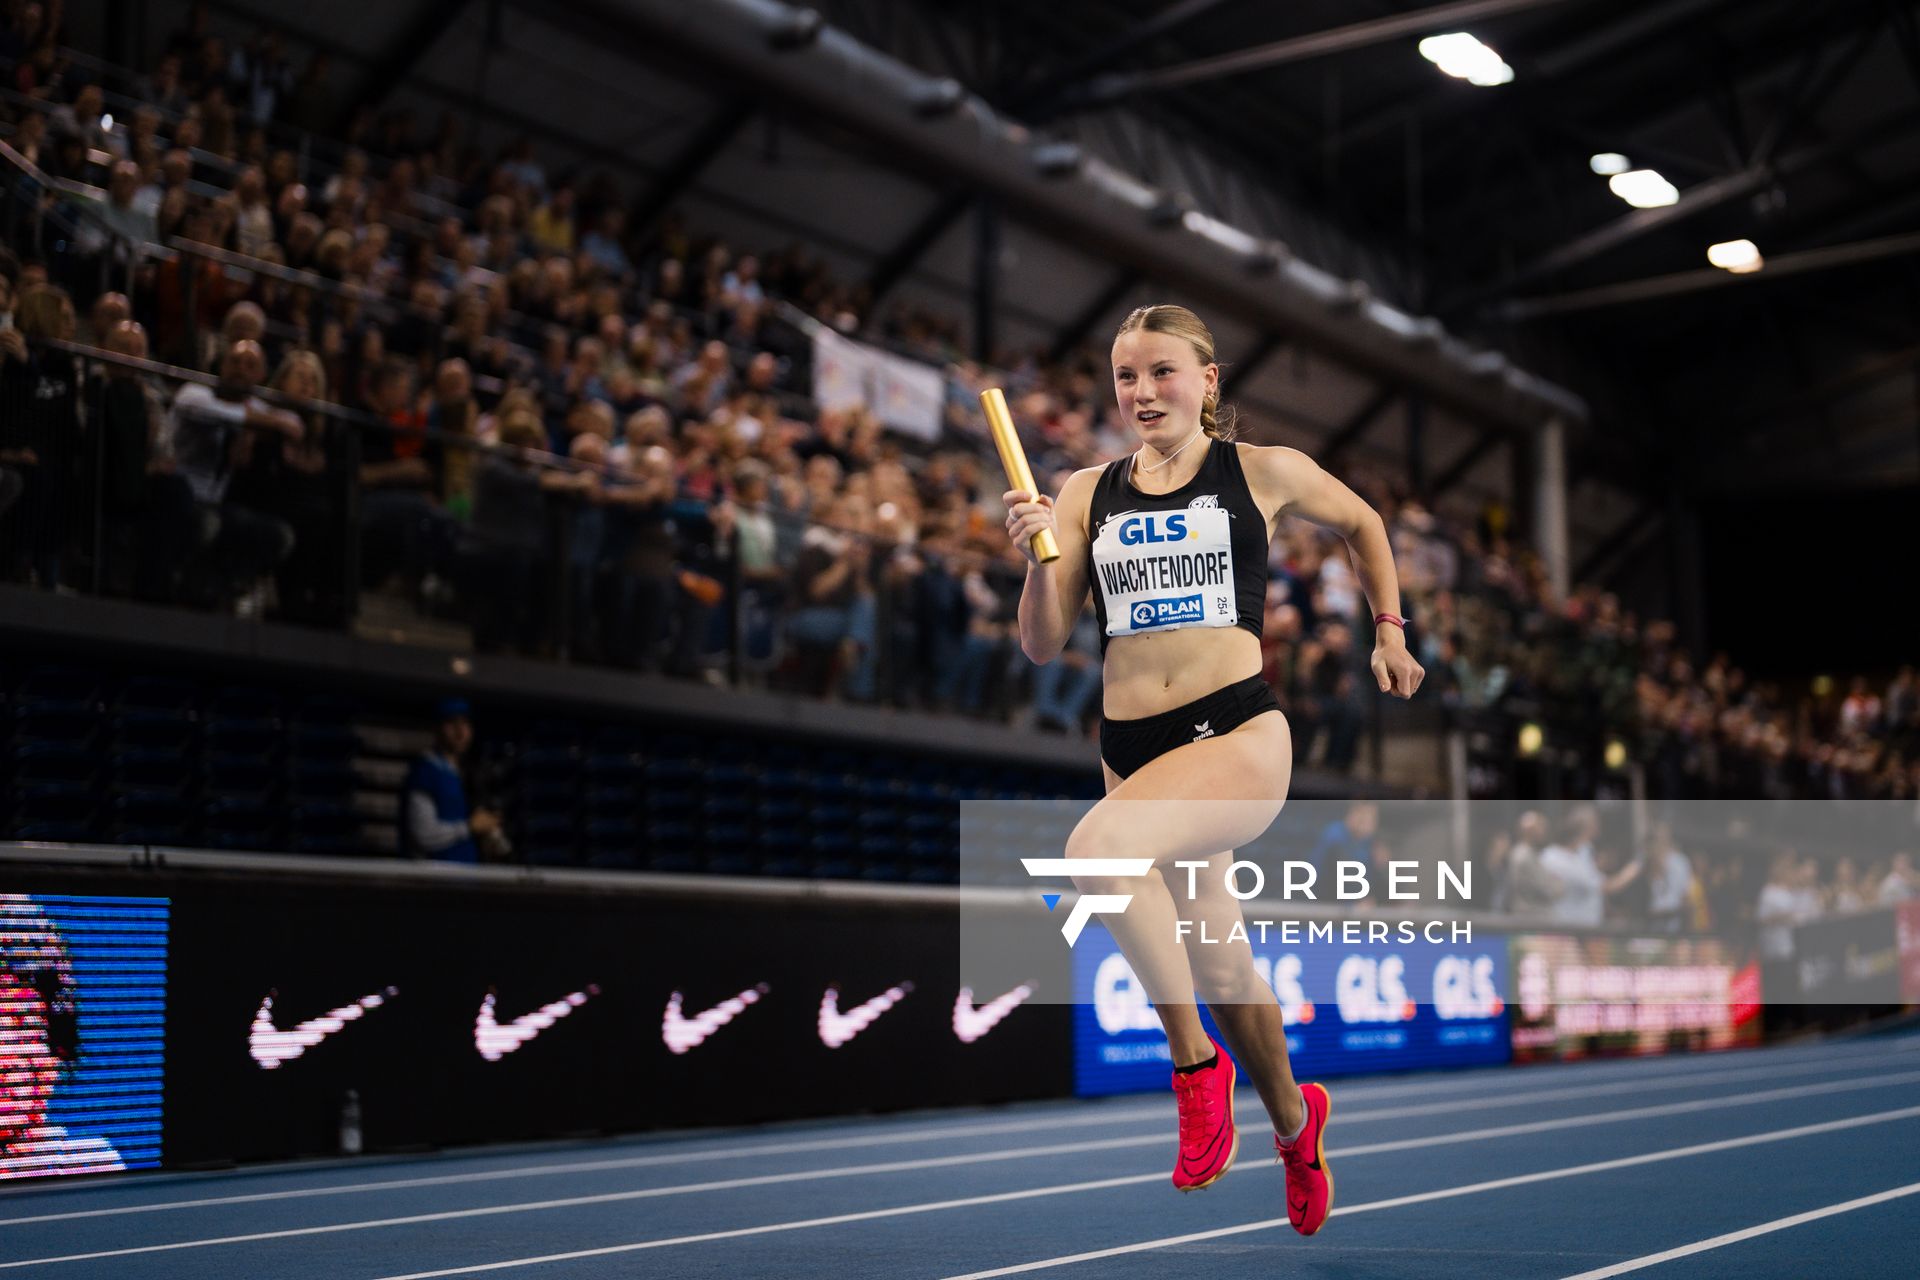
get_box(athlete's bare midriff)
[1101,625,1265,720]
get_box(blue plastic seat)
[287,757,354,795]
[642,757,701,785]
[520,812,577,843]
[518,778,578,808]
[517,744,579,779]
[11,667,102,713]
[12,705,101,753]
[703,821,756,875]
[289,831,365,856]
[114,677,200,726]
[586,846,642,870]
[522,843,578,868]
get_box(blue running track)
[3,1029,1917,1278]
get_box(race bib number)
[1092,507,1237,638]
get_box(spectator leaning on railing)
[1756,850,1815,960]
[91,319,198,601]
[162,338,300,613]
[1880,852,1917,905]
[1640,820,1695,934]
[0,283,80,590]
[1500,809,1559,918]
[461,413,568,654]
[245,348,344,624]
[355,356,455,596]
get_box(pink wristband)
[1374,613,1407,629]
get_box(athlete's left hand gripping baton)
[981,387,1060,565]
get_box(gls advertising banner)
[1071,925,1510,1096]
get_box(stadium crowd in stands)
[1478,805,1917,941]
[3,6,1918,799]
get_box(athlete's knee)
[1063,812,1135,895]
[1190,952,1268,1004]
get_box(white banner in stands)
[812,328,944,442]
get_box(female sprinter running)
[1004,304,1423,1237]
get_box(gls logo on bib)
[1131,596,1205,628]
[1117,514,1190,544]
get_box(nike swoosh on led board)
[249,988,398,1069]
[474,986,600,1061]
[951,983,1035,1043]
[662,984,770,1054]
[818,982,913,1048]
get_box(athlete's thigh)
[1078,712,1293,867]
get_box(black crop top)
[1085,438,1269,655]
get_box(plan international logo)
[1131,595,1205,628]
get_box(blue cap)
[436,698,472,722]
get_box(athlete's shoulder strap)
[1090,453,1129,509]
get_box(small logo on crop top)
[1188,494,1220,509]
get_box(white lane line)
[3,1033,1906,1215]
[11,1051,1920,1228]
[22,1042,1920,1230]
[937,1104,1920,1279]
[0,1153,1162,1271]
[1336,1066,1920,1159]
[11,1081,1917,1275]
[363,1104,1920,1280]
[0,1030,1889,1230]
[1557,1181,1920,1279]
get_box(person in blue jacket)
[401,699,500,862]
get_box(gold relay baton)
[981,387,1060,565]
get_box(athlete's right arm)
[1007,466,1098,665]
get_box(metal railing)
[2,335,1061,714]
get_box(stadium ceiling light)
[1589,152,1630,176]
[1607,168,1679,208]
[1706,238,1763,273]
[1516,722,1545,758]
[1417,33,1513,87]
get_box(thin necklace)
[1133,425,1204,475]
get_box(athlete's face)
[1111,330,1216,450]
[0,972,60,1150]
